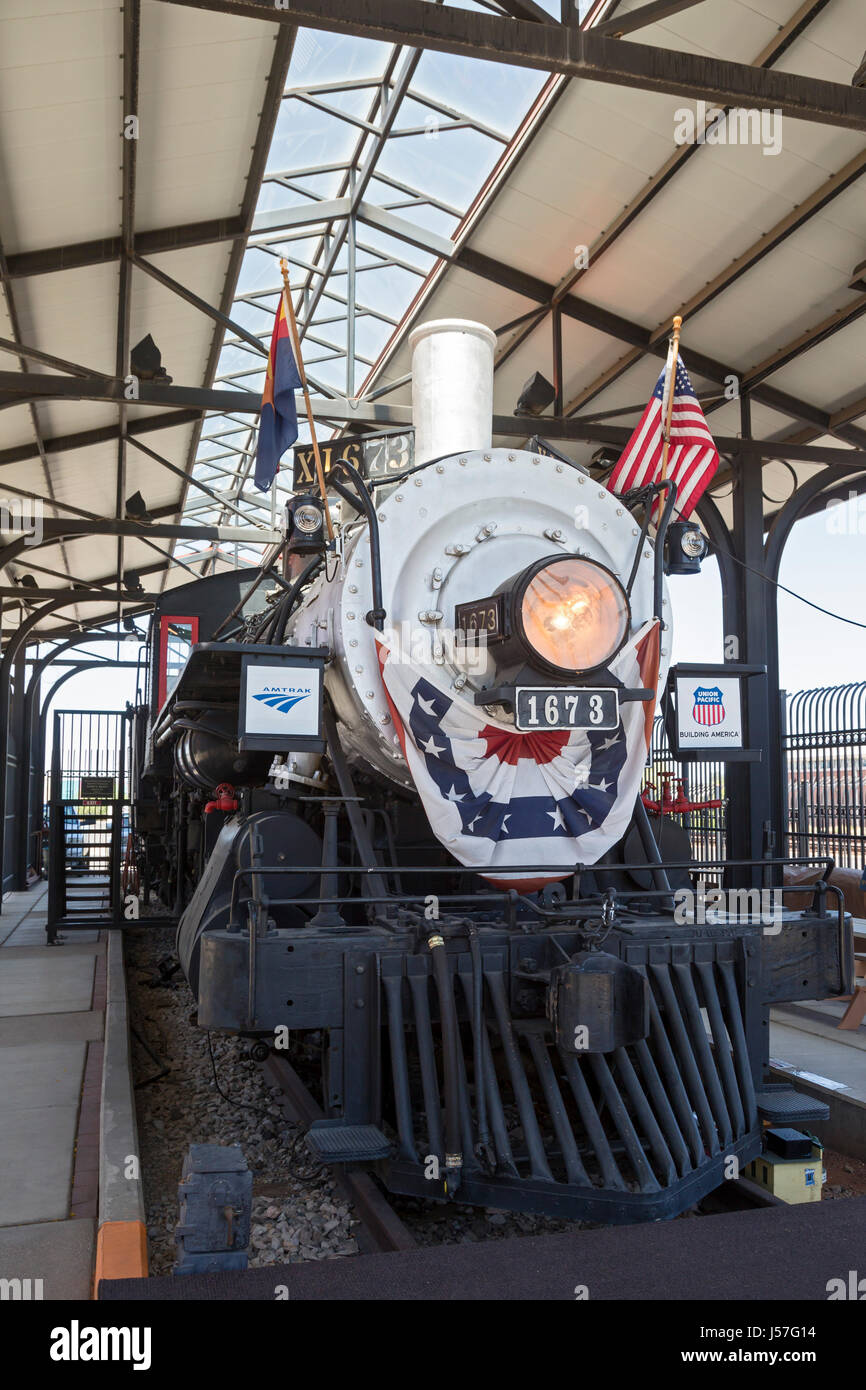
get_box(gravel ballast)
[126,927,359,1275]
[125,925,578,1265]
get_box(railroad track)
[696,1174,783,1215]
[261,1053,779,1252]
[261,1054,417,1254]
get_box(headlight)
[294,503,323,534]
[680,527,707,560]
[516,557,630,675]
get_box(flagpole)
[659,314,683,483]
[279,258,335,544]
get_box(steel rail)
[261,1054,417,1254]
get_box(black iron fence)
[645,683,866,873]
[644,715,727,867]
[46,709,130,934]
[784,683,866,870]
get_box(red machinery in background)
[641,773,723,817]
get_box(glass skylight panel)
[183,23,552,561]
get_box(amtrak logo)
[252,689,311,715]
[692,685,725,726]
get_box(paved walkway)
[0,882,104,1299]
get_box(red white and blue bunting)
[377,621,660,891]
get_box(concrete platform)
[0,1102,82,1224]
[0,882,103,1297]
[0,955,95,1015]
[0,888,47,948]
[2,918,98,948]
[0,1218,96,1300]
[771,996,866,1158]
[0,1010,104,1047]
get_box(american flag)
[609,351,719,519]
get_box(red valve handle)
[204,782,238,815]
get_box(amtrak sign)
[675,673,743,749]
[239,652,324,752]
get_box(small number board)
[515,687,619,732]
[292,431,413,491]
[454,594,504,643]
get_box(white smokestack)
[409,318,496,465]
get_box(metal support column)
[726,398,774,882]
[14,659,38,890]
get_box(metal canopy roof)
[1,0,864,643]
[359,0,866,534]
[0,0,291,637]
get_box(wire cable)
[710,543,866,632]
[618,473,866,633]
[205,1033,328,1181]
[206,1031,278,1118]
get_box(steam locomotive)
[130,320,851,1223]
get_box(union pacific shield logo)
[692,685,725,726]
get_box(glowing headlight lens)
[294,504,323,534]
[519,558,629,673]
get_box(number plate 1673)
[515,687,619,732]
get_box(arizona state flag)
[254,289,302,491]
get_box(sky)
[670,490,866,692]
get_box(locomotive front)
[139,319,851,1225]
[285,320,668,809]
